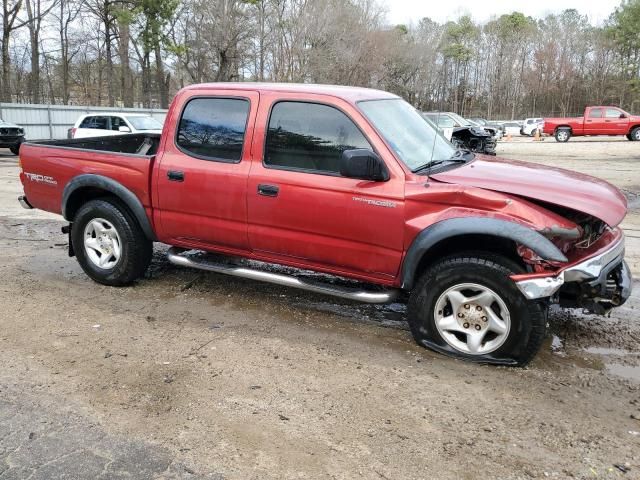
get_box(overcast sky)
[385,0,621,25]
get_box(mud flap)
[61,224,75,257]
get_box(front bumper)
[0,135,24,147]
[514,233,632,313]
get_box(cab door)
[246,94,405,281]
[604,107,629,135]
[584,108,604,134]
[154,90,259,254]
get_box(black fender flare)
[400,217,567,289]
[62,174,157,241]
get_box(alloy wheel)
[83,218,122,269]
[433,283,511,355]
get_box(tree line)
[1,0,639,119]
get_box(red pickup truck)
[17,83,632,366]
[543,106,640,142]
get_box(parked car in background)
[542,106,640,142]
[17,82,632,366]
[0,118,25,154]
[422,112,454,140]
[469,118,505,137]
[423,111,497,155]
[500,121,522,136]
[69,113,164,139]
[521,118,543,136]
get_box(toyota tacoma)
[17,83,633,366]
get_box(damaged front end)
[451,126,497,156]
[514,223,632,315]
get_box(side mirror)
[340,149,389,182]
[119,126,131,133]
[620,113,627,119]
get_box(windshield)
[125,116,163,131]
[358,98,456,171]
[447,112,473,127]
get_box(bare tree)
[1,0,639,117]
[1,0,26,101]
[24,0,58,103]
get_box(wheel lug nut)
[464,304,470,309]
[475,324,481,330]
[476,306,482,311]
[457,312,464,318]
[481,316,487,322]
[463,322,469,328]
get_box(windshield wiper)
[412,149,474,173]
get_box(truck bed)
[19,134,157,216]
[30,133,161,156]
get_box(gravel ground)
[0,138,639,479]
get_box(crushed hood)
[430,155,628,227]
[0,119,22,129]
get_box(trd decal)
[24,172,58,185]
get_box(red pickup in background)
[542,106,640,142]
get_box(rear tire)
[71,198,152,286]
[554,128,571,142]
[407,252,547,366]
[630,127,640,141]
[9,145,20,155]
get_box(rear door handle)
[258,184,279,197]
[167,170,184,182]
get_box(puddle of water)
[550,335,566,357]
[584,346,634,356]
[606,363,640,382]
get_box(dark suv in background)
[0,118,25,155]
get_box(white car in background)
[69,113,163,139]
[500,121,523,136]
[521,117,543,136]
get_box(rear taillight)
[70,127,77,138]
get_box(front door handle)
[167,170,184,182]
[258,184,279,197]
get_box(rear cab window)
[176,97,250,162]
[263,101,372,175]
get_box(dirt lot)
[0,137,639,479]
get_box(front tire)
[407,253,547,366]
[630,127,640,141]
[71,198,152,286]
[555,128,571,142]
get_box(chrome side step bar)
[167,247,399,304]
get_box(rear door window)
[110,116,127,131]
[79,116,93,128]
[176,97,250,162]
[80,116,109,129]
[264,101,372,175]
[83,116,109,129]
